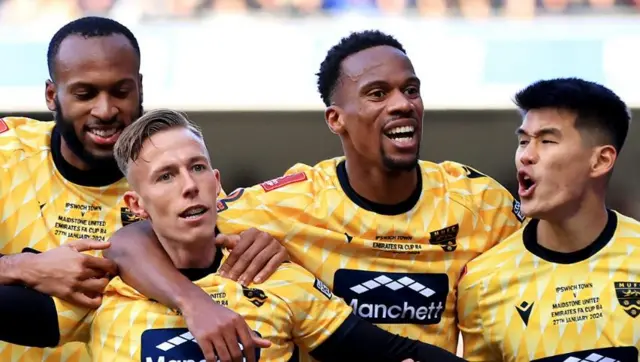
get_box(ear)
[213,169,222,197]
[325,105,345,135]
[590,145,617,179]
[45,80,57,112]
[124,191,149,219]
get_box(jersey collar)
[523,209,617,264]
[178,246,224,281]
[336,160,422,216]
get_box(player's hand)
[20,239,117,309]
[180,291,271,362]
[216,228,289,285]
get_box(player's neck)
[345,160,418,205]
[158,235,218,269]
[60,136,91,171]
[536,196,609,253]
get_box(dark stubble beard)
[54,97,143,169]
[380,143,420,172]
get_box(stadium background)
[1,0,640,357]
[4,1,639,215]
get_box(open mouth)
[179,205,209,219]
[517,171,536,197]
[384,125,416,144]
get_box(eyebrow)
[67,78,136,89]
[360,76,421,91]
[515,127,562,138]
[148,155,209,178]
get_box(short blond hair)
[114,109,204,177]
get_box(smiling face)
[124,127,220,245]
[325,45,424,172]
[46,34,143,167]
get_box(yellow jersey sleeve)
[457,264,497,361]
[52,298,93,345]
[259,262,353,351]
[216,164,316,240]
[442,162,524,250]
[0,117,48,157]
[0,117,53,251]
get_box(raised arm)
[103,220,272,362]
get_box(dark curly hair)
[316,30,405,107]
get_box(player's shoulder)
[0,117,54,155]
[429,160,505,190]
[264,261,316,284]
[103,276,147,300]
[258,161,317,193]
[612,211,640,246]
[614,211,640,231]
[219,157,340,204]
[0,117,54,142]
[459,228,527,288]
[260,262,335,300]
[283,157,343,188]
[425,160,517,204]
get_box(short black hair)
[316,30,406,107]
[47,16,141,80]
[514,77,631,153]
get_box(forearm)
[0,285,60,347]
[312,315,466,362]
[0,253,35,285]
[104,220,207,311]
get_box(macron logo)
[155,331,197,352]
[563,353,620,362]
[350,275,436,298]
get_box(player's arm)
[269,264,466,362]
[0,284,91,348]
[312,315,466,361]
[103,221,272,362]
[0,241,116,308]
[457,266,496,361]
[0,253,29,284]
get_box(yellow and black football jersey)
[458,209,640,362]
[53,258,352,361]
[216,156,524,354]
[0,117,132,362]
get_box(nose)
[518,143,538,166]
[90,93,118,121]
[387,89,413,114]
[181,173,199,199]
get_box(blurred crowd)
[0,0,639,21]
